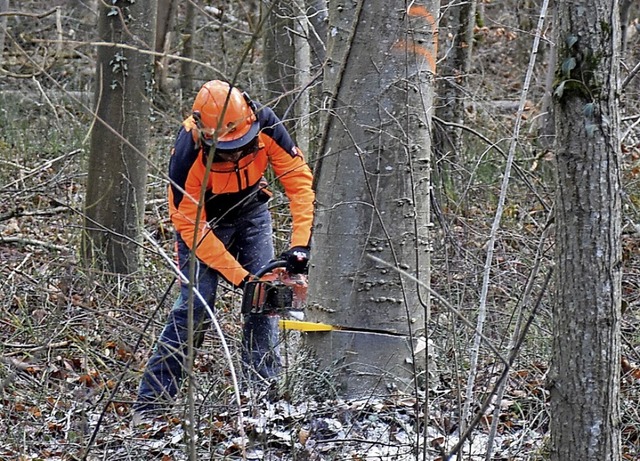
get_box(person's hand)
[280,246,310,274]
[237,273,257,290]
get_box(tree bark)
[263,0,296,121]
[179,0,195,100]
[83,0,157,274]
[0,0,8,65]
[307,0,327,66]
[538,4,558,155]
[550,1,622,460]
[434,0,476,193]
[154,0,177,93]
[308,0,437,397]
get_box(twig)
[622,114,640,142]
[0,236,68,252]
[2,340,70,351]
[432,116,549,212]
[53,40,224,75]
[0,207,71,221]
[0,9,61,78]
[622,59,640,90]
[0,149,82,192]
[0,6,60,19]
[83,275,178,461]
[0,251,32,292]
[368,253,552,459]
[0,355,35,371]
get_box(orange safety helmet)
[192,80,259,150]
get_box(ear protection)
[191,110,214,148]
[242,91,258,114]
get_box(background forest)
[1,0,640,460]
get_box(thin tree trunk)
[538,4,557,155]
[179,0,195,100]
[299,0,327,164]
[434,0,476,196]
[263,0,295,121]
[0,0,8,65]
[306,0,327,66]
[154,0,177,93]
[620,0,634,54]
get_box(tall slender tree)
[83,0,157,274]
[179,0,195,100]
[154,0,177,94]
[263,0,296,120]
[434,0,476,194]
[0,0,8,64]
[550,1,622,459]
[308,0,438,397]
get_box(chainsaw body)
[241,262,308,316]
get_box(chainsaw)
[241,260,334,331]
[241,259,307,317]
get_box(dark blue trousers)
[137,205,280,406]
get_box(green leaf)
[585,123,597,137]
[554,81,566,98]
[561,57,576,77]
[566,35,578,48]
[583,102,595,118]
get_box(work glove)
[280,246,310,274]
[237,273,257,290]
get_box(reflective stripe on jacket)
[167,104,315,286]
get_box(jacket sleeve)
[168,125,249,286]
[258,107,315,248]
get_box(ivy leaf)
[554,81,566,99]
[561,57,576,77]
[583,102,595,118]
[585,123,598,137]
[566,35,578,48]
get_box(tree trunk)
[308,0,437,397]
[307,0,327,66]
[83,1,157,274]
[550,1,622,460]
[292,0,312,154]
[303,0,328,164]
[0,0,8,65]
[263,0,296,121]
[434,0,476,194]
[179,0,195,100]
[538,4,557,144]
[154,0,177,94]
[263,0,321,152]
[620,0,634,54]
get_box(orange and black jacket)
[168,103,315,286]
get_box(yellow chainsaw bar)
[278,319,335,331]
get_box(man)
[136,80,315,411]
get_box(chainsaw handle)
[254,259,287,278]
[241,260,287,316]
